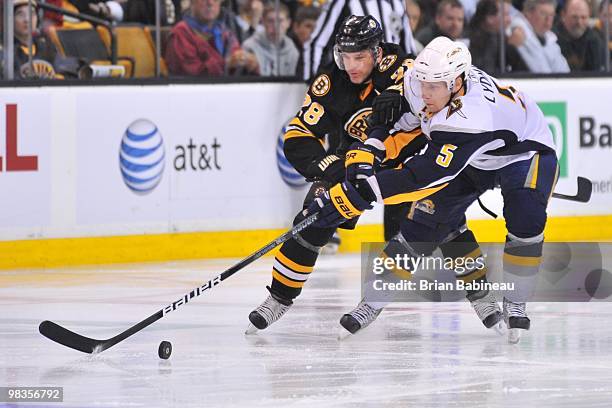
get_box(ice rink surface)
[2,254,612,407]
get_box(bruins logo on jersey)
[446,98,467,119]
[311,74,331,96]
[378,54,398,72]
[344,107,372,142]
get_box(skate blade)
[507,328,522,344]
[337,327,352,341]
[244,324,259,335]
[492,321,506,336]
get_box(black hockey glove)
[306,154,345,184]
[306,181,374,228]
[345,142,385,183]
[370,89,407,127]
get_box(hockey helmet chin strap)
[445,73,468,108]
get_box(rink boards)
[0,78,611,268]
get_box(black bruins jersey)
[283,43,425,180]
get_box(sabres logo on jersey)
[418,107,434,124]
[446,98,467,119]
[378,54,398,72]
[344,107,372,142]
[415,199,435,215]
[311,74,331,96]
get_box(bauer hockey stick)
[39,211,320,354]
[551,177,592,203]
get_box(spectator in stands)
[416,0,465,45]
[165,0,259,76]
[119,0,182,25]
[594,0,612,66]
[459,0,479,22]
[55,1,181,26]
[416,0,439,24]
[509,0,570,72]
[69,1,125,21]
[13,0,61,79]
[553,0,603,71]
[232,0,264,43]
[469,0,528,73]
[406,0,424,52]
[288,6,319,78]
[242,3,298,76]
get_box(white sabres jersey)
[396,66,556,171]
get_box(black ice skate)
[246,287,293,334]
[467,291,503,329]
[503,297,530,344]
[339,299,382,334]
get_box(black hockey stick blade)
[39,310,162,354]
[39,320,101,354]
[39,211,319,354]
[551,177,592,203]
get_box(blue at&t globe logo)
[119,119,165,194]
[276,120,307,188]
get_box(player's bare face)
[420,81,452,113]
[342,51,376,84]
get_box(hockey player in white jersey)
[307,36,559,343]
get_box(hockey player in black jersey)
[309,37,559,343]
[246,15,426,333]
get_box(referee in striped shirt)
[303,0,417,80]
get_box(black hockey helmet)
[334,15,383,70]
[335,15,383,53]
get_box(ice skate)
[503,297,530,344]
[468,291,503,333]
[339,299,382,335]
[245,288,292,334]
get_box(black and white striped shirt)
[303,0,417,80]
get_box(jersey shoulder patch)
[431,96,493,137]
[446,98,466,120]
[311,74,332,97]
[378,54,398,72]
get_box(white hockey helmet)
[412,36,471,92]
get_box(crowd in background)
[1,0,611,80]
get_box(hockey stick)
[551,177,592,203]
[39,212,319,354]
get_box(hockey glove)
[345,142,385,184]
[307,181,374,228]
[306,154,345,184]
[370,89,406,127]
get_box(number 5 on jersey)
[436,144,457,167]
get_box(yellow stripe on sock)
[275,251,313,273]
[457,266,488,283]
[272,270,305,288]
[503,253,541,267]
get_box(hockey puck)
[158,341,172,359]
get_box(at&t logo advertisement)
[276,119,307,188]
[119,119,165,194]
